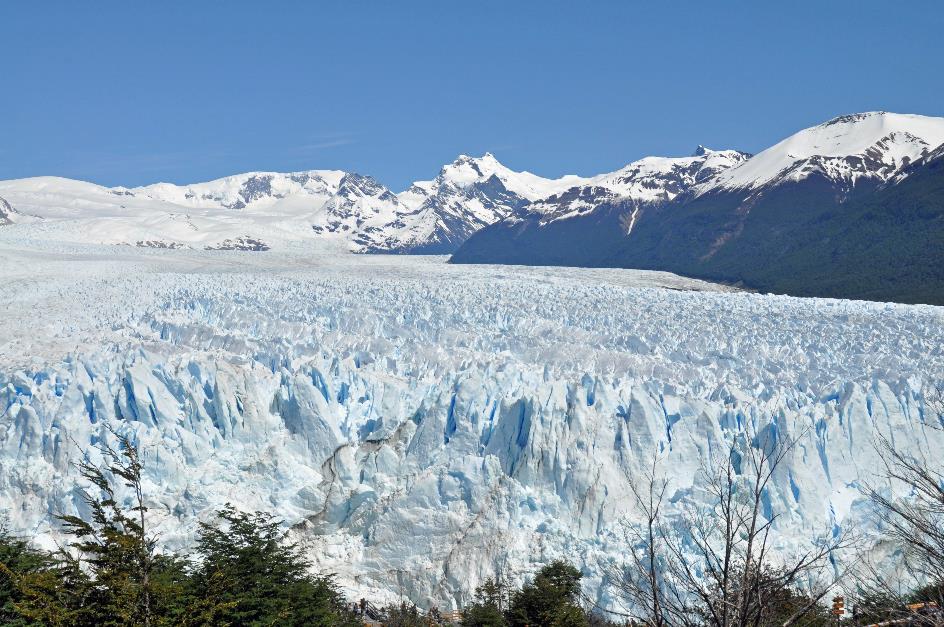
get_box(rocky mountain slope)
[0,196,14,225]
[452,112,944,304]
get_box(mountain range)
[452,112,944,305]
[2,111,944,303]
[0,153,584,254]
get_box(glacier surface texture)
[0,237,942,609]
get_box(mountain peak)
[708,111,944,192]
[820,111,894,127]
[692,145,712,157]
[452,152,500,166]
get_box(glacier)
[1,235,943,611]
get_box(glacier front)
[0,235,942,610]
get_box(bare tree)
[609,425,848,627]
[606,455,673,626]
[853,431,944,625]
[922,378,944,431]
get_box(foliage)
[12,551,103,627]
[505,560,588,627]
[189,504,357,627]
[463,577,510,627]
[0,525,62,627]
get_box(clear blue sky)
[2,1,943,190]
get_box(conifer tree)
[0,524,63,627]
[53,431,157,626]
[190,504,358,626]
[506,560,588,627]
[463,577,510,627]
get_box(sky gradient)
[3,1,943,190]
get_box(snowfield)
[1,233,942,610]
[704,111,944,192]
[0,154,594,255]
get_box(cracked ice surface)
[0,235,942,610]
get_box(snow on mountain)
[928,140,944,163]
[0,155,586,254]
[705,111,944,193]
[0,170,414,252]
[374,154,591,252]
[5,111,944,254]
[596,146,750,199]
[0,176,130,220]
[130,169,347,210]
[433,152,588,201]
[523,147,750,224]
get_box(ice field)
[1,232,942,609]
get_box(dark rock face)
[205,236,271,251]
[228,175,283,210]
[0,197,15,225]
[135,240,187,249]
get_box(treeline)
[1,424,942,626]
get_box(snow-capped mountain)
[523,147,750,225]
[452,111,944,304]
[2,149,741,255]
[5,109,944,295]
[370,153,590,253]
[130,169,348,210]
[704,111,944,194]
[449,147,753,266]
[0,171,409,252]
[0,155,586,254]
[433,151,588,201]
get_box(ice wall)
[0,248,942,609]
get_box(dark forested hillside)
[452,150,944,305]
